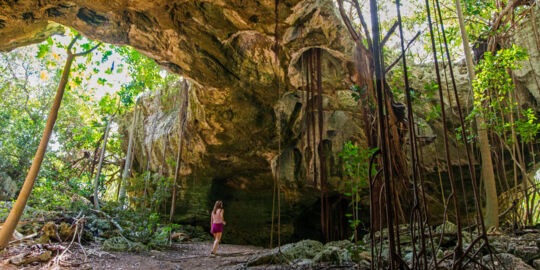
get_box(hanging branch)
[394,0,433,268]
[367,0,403,267]
[337,0,362,46]
[380,21,399,48]
[384,31,422,74]
[350,0,373,50]
[315,48,329,241]
[339,0,413,236]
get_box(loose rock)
[482,253,535,270]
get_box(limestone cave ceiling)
[0,0,354,95]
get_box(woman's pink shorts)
[211,223,223,234]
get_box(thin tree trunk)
[454,0,499,229]
[142,135,155,211]
[89,135,105,180]
[0,35,100,249]
[93,118,112,210]
[118,101,140,207]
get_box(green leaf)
[37,44,50,58]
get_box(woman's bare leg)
[211,233,216,254]
[212,232,222,254]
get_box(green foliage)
[472,45,528,113]
[28,178,72,211]
[114,46,179,106]
[471,45,539,144]
[349,85,366,102]
[0,27,180,228]
[340,142,374,190]
[516,108,540,143]
[339,141,376,241]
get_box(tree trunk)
[93,118,112,210]
[0,35,100,249]
[479,124,499,228]
[0,52,75,249]
[118,101,140,207]
[454,0,499,229]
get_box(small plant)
[339,141,377,243]
[28,178,72,211]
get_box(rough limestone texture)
[2,0,540,245]
[247,239,324,266]
[102,236,147,252]
[0,172,17,201]
[0,0,358,245]
[98,0,361,245]
[512,3,540,105]
[482,253,535,270]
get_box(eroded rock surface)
[0,172,17,201]
[1,0,359,245]
[2,0,540,246]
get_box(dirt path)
[1,242,266,270]
[86,242,264,270]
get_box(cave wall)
[113,0,363,245]
[2,0,540,245]
[0,0,359,245]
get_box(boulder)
[247,239,324,266]
[533,258,540,270]
[434,221,458,234]
[171,232,190,243]
[0,173,17,201]
[313,245,350,265]
[512,245,540,264]
[324,240,354,250]
[9,250,52,266]
[102,236,148,252]
[482,253,535,270]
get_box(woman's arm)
[221,210,226,225]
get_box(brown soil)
[1,242,266,270]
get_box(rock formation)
[0,172,17,201]
[1,0,539,245]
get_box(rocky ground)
[3,230,540,269]
[0,240,363,269]
[0,205,539,269]
[0,204,362,269]
[1,242,267,270]
[0,234,368,269]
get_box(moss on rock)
[103,236,148,252]
[247,239,324,266]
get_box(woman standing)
[210,200,226,254]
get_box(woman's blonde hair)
[212,200,223,215]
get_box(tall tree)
[93,117,112,210]
[118,100,140,207]
[336,0,415,230]
[454,0,498,229]
[0,34,100,249]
